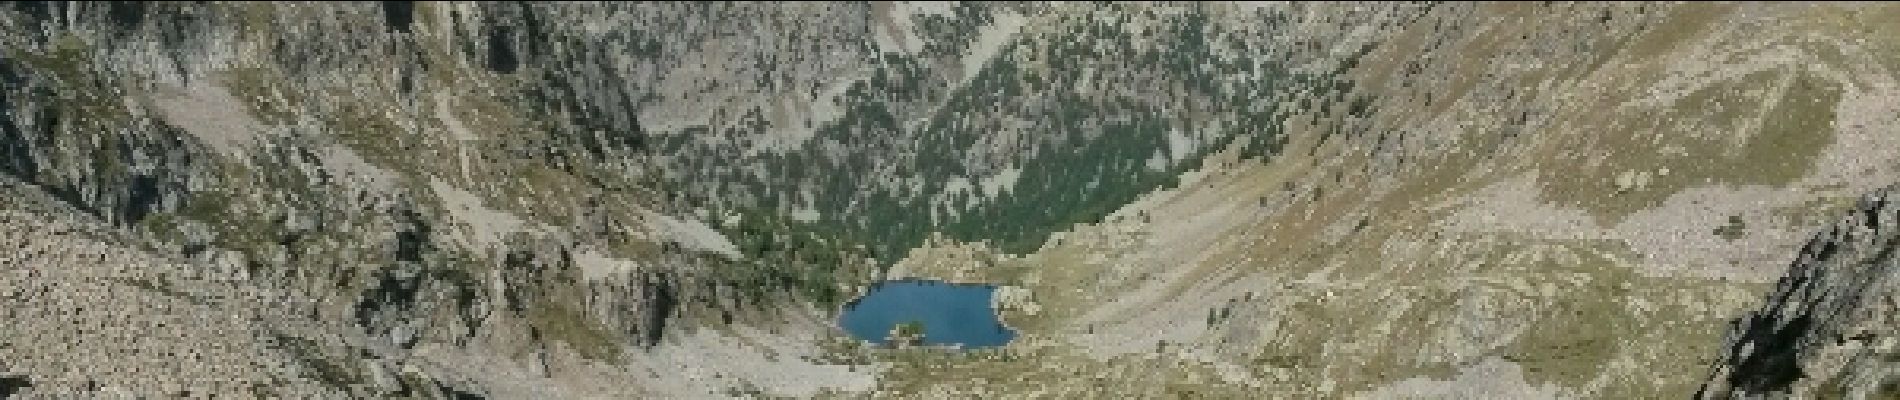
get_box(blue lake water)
[837,279,1016,348]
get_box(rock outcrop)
[0,2,876,397]
[1701,187,1900,398]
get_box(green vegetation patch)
[528,301,623,362]
[1539,69,1841,222]
[670,4,1305,261]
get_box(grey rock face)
[0,2,854,396]
[1701,188,1900,399]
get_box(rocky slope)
[878,2,1900,398]
[1699,186,1900,399]
[1,2,878,397]
[3,1,1900,398]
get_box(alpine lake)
[837,279,1016,349]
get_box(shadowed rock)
[1700,186,1900,398]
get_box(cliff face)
[0,2,875,397]
[1700,188,1900,399]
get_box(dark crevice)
[432,269,484,335]
[121,174,160,223]
[393,208,432,263]
[181,243,206,258]
[500,250,536,313]
[381,1,415,33]
[1865,204,1884,231]
[353,268,424,349]
[516,2,545,61]
[485,25,518,74]
[43,184,97,219]
[0,374,32,398]
[0,112,36,184]
[641,273,677,347]
[104,1,146,29]
[438,383,485,400]
[1726,314,1812,393]
[13,1,58,23]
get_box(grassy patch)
[1539,68,1840,222]
[1497,273,1628,388]
[1743,73,1843,184]
[528,301,623,362]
